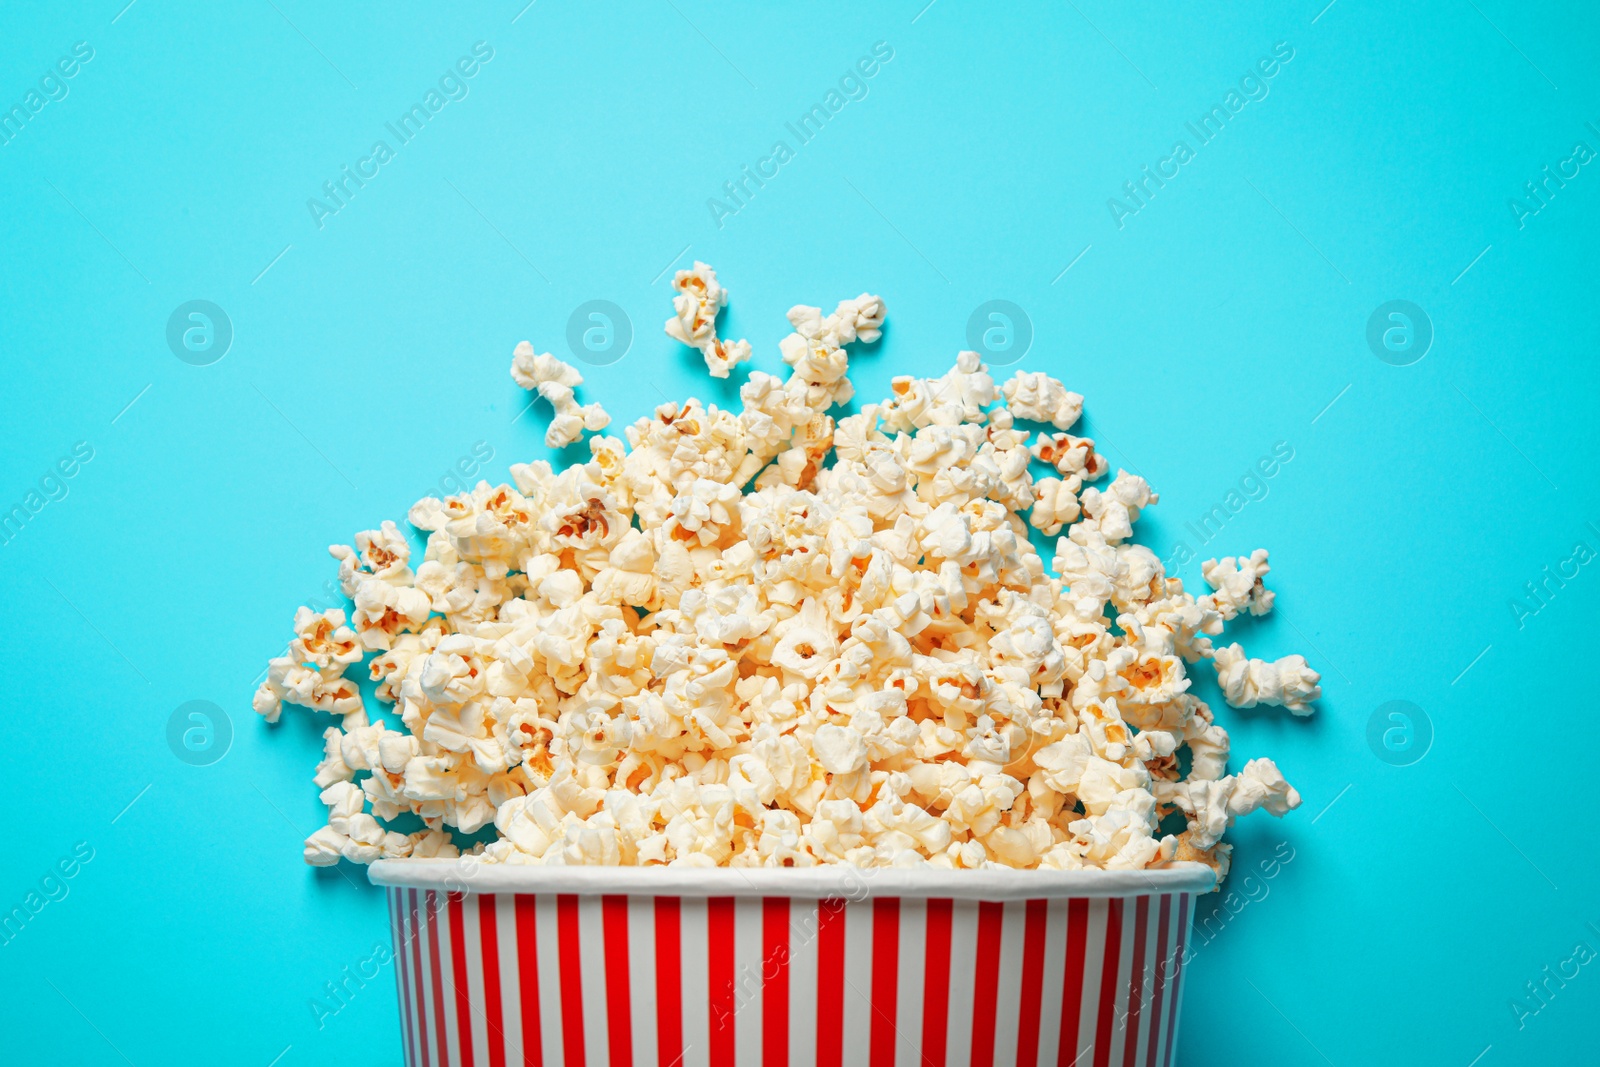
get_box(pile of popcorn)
[255,265,1320,880]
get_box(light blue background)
[3,2,1596,1064]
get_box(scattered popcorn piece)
[1168,757,1301,850]
[1001,371,1083,430]
[1212,643,1321,716]
[881,350,996,432]
[1030,477,1080,536]
[1031,432,1109,483]
[256,266,1319,891]
[1202,549,1275,620]
[787,293,886,346]
[510,344,611,448]
[1079,471,1157,544]
[303,826,346,867]
[831,293,886,344]
[328,522,432,652]
[665,261,754,378]
[1230,757,1301,817]
[252,608,363,725]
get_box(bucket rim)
[367,858,1216,900]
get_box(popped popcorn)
[665,261,753,378]
[1211,643,1322,716]
[510,344,611,448]
[256,266,1322,888]
[1201,549,1275,620]
[1031,432,1109,483]
[1001,370,1084,430]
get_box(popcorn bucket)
[369,861,1214,1067]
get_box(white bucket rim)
[367,858,1216,900]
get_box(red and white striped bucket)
[369,861,1214,1067]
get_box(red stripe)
[1144,896,1171,1067]
[1015,899,1048,1067]
[970,900,1005,1067]
[870,898,900,1066]
[449,893,477,1067]
[411,890,432,1067]
[602,897,634,1067]
[479,897,506,1067]
[1092,899,1125,1067]
[1057,898,1089,1067]
[427,891,451,1067]
[1121,897,1150,1067]
[653,898,683,1067]
[514,896,543,1067]
[556,895,586,1067]
[392,890,415,1067]
[816,899,847,1067]
[707,897,737,1066]
[921,899,953,1067]
[1161,896,1190,1067]
[762,898,790,1067]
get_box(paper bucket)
[369,860,1215,1067]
